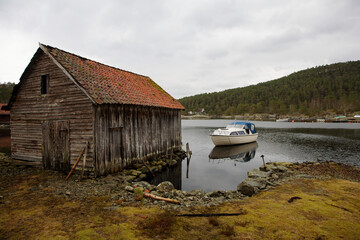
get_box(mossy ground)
[1,162,359,239]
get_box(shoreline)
[0,154,359,208]
[182,114,360,123]
[1,154,359,239]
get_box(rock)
[169,160,178,166]
[259,166,270,172]
[237,178,267,196]
[171,190,185,198]
[125,186,134,192]
[132,181,152,190]
[140,166,149,173]
[150,166,158,173]
[248,169,271,178]
[139,174,147,179]
[187,190,205,197]
[271,173,279,180]
[237,182,256,196]
[131,170,141,176]
[65,191,71,196]
[295,174,315,179]
[150,190,160,196]
[271,165,288,173]
[207,191,225,198]
[216,196,226,202]
[120,175,136,183]
[156,181,175,192]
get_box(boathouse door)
[42,120,70,171]
[109,126,124,173]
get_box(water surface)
[1,121,359,192]
[181,120,360,192]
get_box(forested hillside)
[0,82,15,103]
[179,61,360,116]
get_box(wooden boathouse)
[3,43,184,176]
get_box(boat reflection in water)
[208,142,258,163]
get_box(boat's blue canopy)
[228,122,257,133]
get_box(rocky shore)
[3,150,358,212]
[1,152,360,239]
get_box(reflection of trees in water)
[148,162,182,190]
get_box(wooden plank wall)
[10,49,94,169]
[94,104,182,176]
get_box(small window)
[230,132,238,136]
[41,75,49,95]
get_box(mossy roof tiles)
[42,44,184,110]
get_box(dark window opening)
[41,75,49,94]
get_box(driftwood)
[175,213,244,217]
[143,193,180,204]
[65,146,86,180]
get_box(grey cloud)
[0,0,359,99]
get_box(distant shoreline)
[181,114,360,123]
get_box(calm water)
[1,121,359,192]
[181,120,360,192]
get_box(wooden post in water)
[186,143,192,178]
[261,155,266,168]
[186,143,192,160]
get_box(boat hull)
[211,134,258,146]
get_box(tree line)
[0,82,16,103]
[179,61,360,116]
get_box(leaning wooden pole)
[65,146,86,181]
[80,141,89,179]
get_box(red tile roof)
[41,44,184,110]
[0,103,10,114]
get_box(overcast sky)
[0,0,359,99]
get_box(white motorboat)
[276,118,289,122]
[211,122,258,146]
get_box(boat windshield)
[226,123,244,129]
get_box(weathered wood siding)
[10,49,94,169]
[94,104,182,175]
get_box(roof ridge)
[38,43,184,109]
[40,43,151,79]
